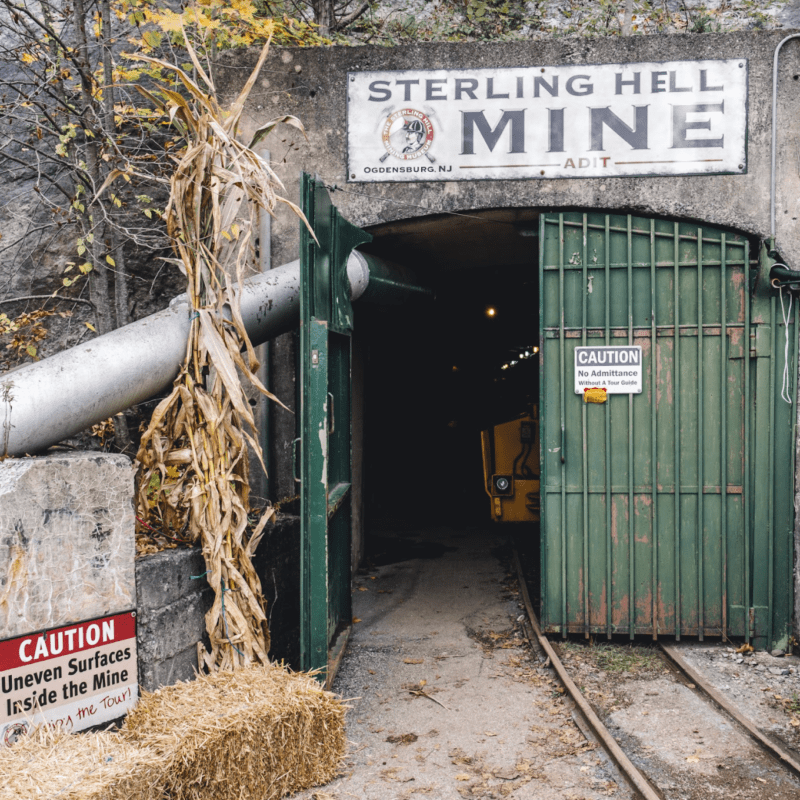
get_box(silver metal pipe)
[771,34,800,240]
[1,252,376,457]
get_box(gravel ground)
[289,525,800,799]
[677,641,800,756]
[559,639,800,799]
[292,526,630,800]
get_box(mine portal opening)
[355,209,542,574]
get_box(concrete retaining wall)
[135,514,300,691]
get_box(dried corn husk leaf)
[133,41,309,670]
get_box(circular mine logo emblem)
[3,722,28,746]
[381,109,434,160]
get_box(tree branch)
[333,0,371,30]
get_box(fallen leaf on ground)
[404,658,424,664]
[455,774,471,782]
[352,617,362,623]
[386,733,419,745]
[484,731,497,737]
[493,767,519,780]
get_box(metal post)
[674,223,682,639]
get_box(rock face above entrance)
[0,453,135,638]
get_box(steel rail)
[512,548,664,800]
[659,643,800,779]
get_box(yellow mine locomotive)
[480,408,540,523]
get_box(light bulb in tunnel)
[486,306,497,318]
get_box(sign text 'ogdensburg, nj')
[347,60,747,183]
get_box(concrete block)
[138,644,202,692]
[0,453,135,639]
[136,590,212,664]
[135,546,207,611]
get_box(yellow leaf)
[221,230,232,241]
[231,222,240,239]
[85,322,97,332]
[26,345,37,357]
[21,53,36,64]
[352,617,361,624]
[142,29,163,48]
[106,255,116,267]
[403,658,423,664]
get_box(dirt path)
[292,526,629,800]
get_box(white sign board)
[1,611,137,744]
[575,346,642,394]
[347,59,747,183]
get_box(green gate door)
[539,212,796,651]
[299,174,371,673]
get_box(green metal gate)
[299,174,371,673]
[539,212,797,651]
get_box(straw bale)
[0,726,162,800]
[122,663,346,800]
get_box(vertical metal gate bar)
[605,216,613,638]
[697,228,705,639]
[559,215,567,636]
[791,302,799,631]
[539,218,547,620]
[768,294,776,649]
[720,234,728,639]
[628,215,635,639]
[674,223,682,639]
[650,219,658,638]
[744,241,751,644]
[582,214,590,636]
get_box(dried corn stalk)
[134,40,308,671]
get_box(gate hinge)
[749,327,771,358]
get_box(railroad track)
[513,549,800,800]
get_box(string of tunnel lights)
[500,347,539,371]
[484,307,539,372]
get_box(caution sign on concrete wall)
[0,611,137,743]
[347,59,747,183]
[574,346,643,394]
